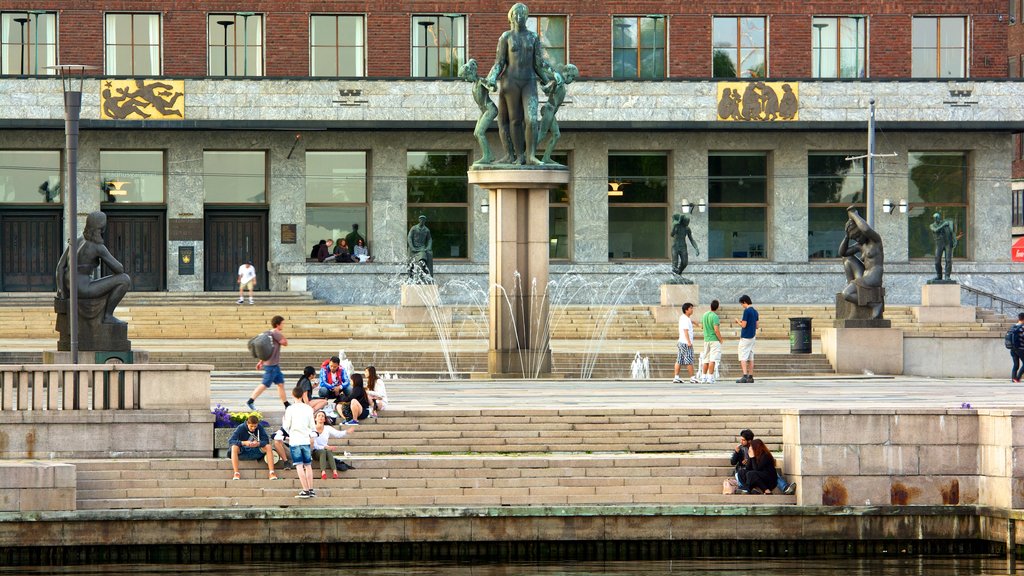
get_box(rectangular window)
[912,17,967,78]
[811,16,867,78]
[105,13,161,75]
[713,16,767,78]
[208,13,264,76]
[305,151,369,254]
[310,14,365,77]
[203,151,266,203]
[807,153,866,259]
[407,152,469,259]
[100,151,165,204]
[548,153,570,260]
[528,15,567,68]
[612,16,666,78]
[1,12,57,75]
[608,153,668,259]
[0,150,61,203]
[908,152,968,258]
[411,15,466,78]
[708,153,768,259]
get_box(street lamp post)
[417,20,433,77]
[645,15,665,78]
[217,19,235,76]
[237,12,254,76]
[52,64,93,364]
[812,22,829,78]
[29,10,46,75]
[14,16,29,75]
[852,16,864,78]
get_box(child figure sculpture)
[537,63,578,165]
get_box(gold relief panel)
[100,79,185,120]
[716,81,799,121]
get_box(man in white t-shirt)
[673,302,697,384]
[283,386,317,498]
[237,261,256,305]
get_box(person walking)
[734,295,759,383]
[699,300,724,383]
[1011,312,1024,383]
[673,302,697,383]
[237,260,256,305]
[246,315,289,411]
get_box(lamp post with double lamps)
[217,19,235,76]
[813,22,829,77]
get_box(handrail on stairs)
[960,283,1024,318]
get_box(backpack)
[1005,325,1024,350]
[248,330,275,360]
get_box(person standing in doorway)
[237,260,256,305]
[700,300,724,383]
[673,302,697,384]
[246,315,289,411]
[734,295,759,383]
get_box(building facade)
[0,1,1021,304]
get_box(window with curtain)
[548,153,571,260]
[708,153,769,259]
[100,151,165,204]
[908,152,968,258]
[203,151,267,203]
[410,15,466,78]
[527,15,567,68]
[712,16,766,78]
[208,13,264,76]
[310,15,365,77]
[807,153,866,259]
[407,152,469,259]
[608,153,669,259]
[811,17,867,78]
[612,16,666,78]
[0,150,61,203]
[105,13,161,75]
[912,17,967,78]
[1,12,57,75]
[305,151,369,252]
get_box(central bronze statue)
[837,207,886,322]
[928,212,957,283]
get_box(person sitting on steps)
[228,414,277,481]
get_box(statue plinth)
[821,326,904,375]
[652,284,700,323]
[392,284,452,324]
[54,297,131,352]
[469,168,568,378]
[913,283,975,324]
[833,292,890,328]
[926,278,958,285]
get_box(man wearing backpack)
[246,315,289,410]
[1011,313,1024,383]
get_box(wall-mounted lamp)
[608,182,625,196]
[481,198,489,214]
[104,180,129,196]
[681,199,693,214]
[697,199,706,213]
[898,199,907,214]
[882,198,908,215]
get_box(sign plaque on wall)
[100,79,185,120]
[178,246,195,276]
[281,224,297,244]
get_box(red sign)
[1013,237,1024,262]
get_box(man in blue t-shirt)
[733,295,759,383]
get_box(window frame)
[607,151,671,261]
[911,16,968,78]
[527,14,568,69]
[907,150,970,260]
[611,15,667,79]
[806,152,867,260]
[202,149,270,205]
[304,150,371,251]
[810,16,868,78]
[99,149,167,205]
[406,150,471,260]
[707,151,771,260]
[547,152,572,261]
[0,149,63,204]
[0,11,58,76]
[712,15,768,78]
[410,14,467,78]
[207,12,265,77]
[104,12,162,76]
[309,14,366,77]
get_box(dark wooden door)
[204,210,267,291]
[103,210,166,292]
[0,209,63,292]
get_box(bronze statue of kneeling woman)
[55,211,131,325]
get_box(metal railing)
[961,283,1024,318]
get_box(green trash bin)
[789,317,812,354]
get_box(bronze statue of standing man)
[670,213,699,279]
[485,3,559,165]
[928,212,957,283]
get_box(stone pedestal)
[653,284,700,323]
[821,327,904,375]
[392,284,451,323]
[54,297,131,352]
[833,293,891,328]
[912,284,975,324]
[469,168,569,377]
[44,350,149,364]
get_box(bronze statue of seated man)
[55,211,131,325]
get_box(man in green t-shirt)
[700,300,724,383]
